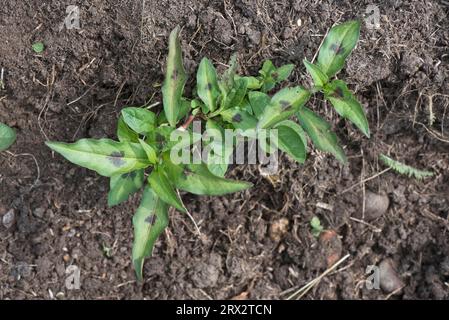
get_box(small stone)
[2,209,15,229]
[319,230,342,268]
[269,218,289,242]
[379,259,404,294]
[360,191,389,221]
[33,207,45,218]
[63,254,70,263]
[55,292,65,300]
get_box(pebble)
[33,207,45,218]
[2,209,15,229]
[269,218,289,242]
[379,259,405,294]
[361,191,390,221]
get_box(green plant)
[0,123,16,151]
[379,154,434,179]
[310,216,324,237]
[46,20,367,280]
[32,41,45,53]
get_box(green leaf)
[46,138,152,177]
[273,64,295,82]
[32,42,45,53]
[158,98,191,125]
[148,168,186,212]
[379,154,434,180]
[236,76,261,90]
[121,107,156,135]
[310,216,323,237]
[220,108,258,131]
[223,78,247,110]
[108,170,145,206]
[303,59,329,87]
[164,160,252,196]
[138,139,158,164]
[324,80,370,137]
[219,53,238,95]
[258,86,311,129]
[117,116,139,142]
[197,58,220,112]
[317,20,361,77]
[273,120,307,163]
[248,91,270,119]
[132,186,169,281]
[205,120,233,177]
[0,123,16,151]
[297,107,347,163]
[162,26,187,127]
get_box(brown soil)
[1,0,448,300]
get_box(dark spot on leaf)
[182,168,194,179]
[330,43,345,55]
[107,151,126,167]
[333,87,344,98]
[121,171,137,179]
[271,72,279,80]
[280,100,291,110]
[206,83,212,90]
[145,214,157,225]
[232,113,242,123]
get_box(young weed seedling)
[46,21,368,280]
[0,123,16,151]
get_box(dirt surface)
[1,0,449,299]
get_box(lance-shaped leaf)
[273,120,307,163]
[303,59,329,87]
[236,76,261,90]
[248,91,270,119]
[297,107,347,163]
[274,64,295,82]
[324,80,370,137]
[197,58,220,112]
[317,20,361,77]
[117,116,139,142]
[138,139,158,164]
[132,186,169,281]
[158,98,191,125]
[108,170,145,206]
[162,159,252,195]
[258,86,311,129]
[222,78,247,110]
[205,120,233,177]
[220,108,258,131]
[162,26,187,127]
[0,123,16,151]
[46,138,151,177]
[148,167,186,213]
[219,53,238,95]
[121,107,156,135]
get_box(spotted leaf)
[297,107,347,163]
[108,170,145,206]
[317,20,361,77]
[197,58,220,113]
[258,86,311,129]
[132,186,169,281]
[162,26,187,127]
[46,138,151,177]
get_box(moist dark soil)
[1,0,449,299]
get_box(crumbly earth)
[0,0,448,299]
